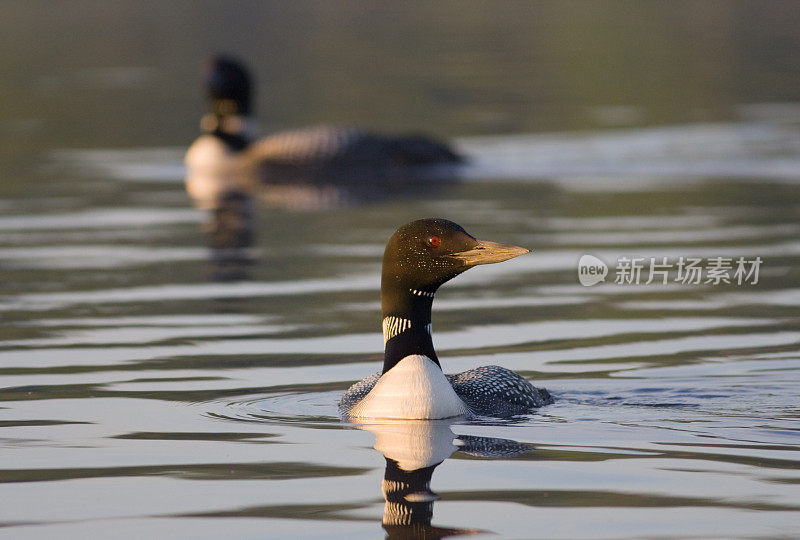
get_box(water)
[3,3,800,539]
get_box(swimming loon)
[185,56,462,211]
[340,218,553,420]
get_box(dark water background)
[2,2,800,538]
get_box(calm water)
[2,3,800,539]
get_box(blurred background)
[2,1,799,184]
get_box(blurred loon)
[185,56,462,211]
[340,218,553,420]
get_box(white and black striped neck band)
[382,316,432,343]
[409,288,434,298]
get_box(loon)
[185,56,462,212]
[340,218,553,420]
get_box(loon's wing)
[339,371,381,414]
[246,125,462,167]
[447,365,553,417]
[246,125,365,164]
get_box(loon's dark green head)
[205,55,252,117]
[381,218,529,311]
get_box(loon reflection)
[185,55,463,271]
[361,420,532,538]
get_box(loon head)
[197,55,255,151]
[380,218,529,373]
[204,55,252,117]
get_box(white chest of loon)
[348,355,470,420]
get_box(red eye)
[427,235,441,247]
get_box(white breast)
[348,355,470,420]
[184,135,251,209]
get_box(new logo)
[578,254,608,286]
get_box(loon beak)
[449,240,530,267]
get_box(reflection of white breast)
[365,420,458,471]
[349,355,470,420]
[184,135,250,209]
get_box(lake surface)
[2,3,800,539]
